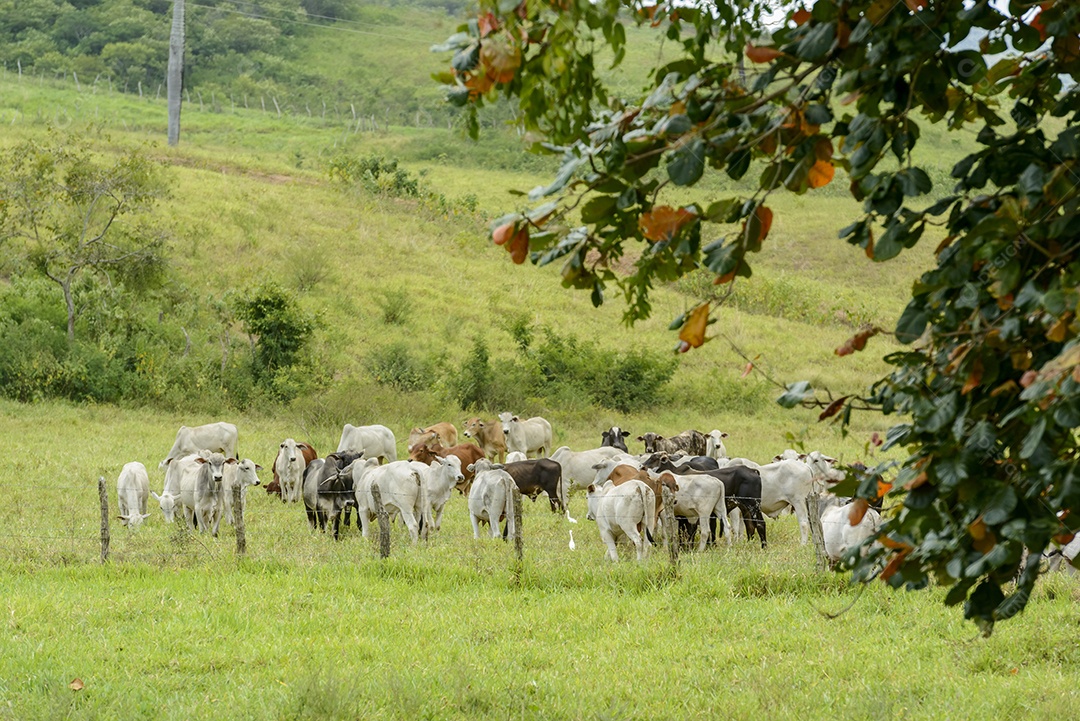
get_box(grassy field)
[1,12,1077,719]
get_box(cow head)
[637,432,662,453]
[601,427,631,452]
[151,490,178,523]
[585,484,600,521]
[280,438,299,464]
[117,512,153,528]
[497,412,517,435]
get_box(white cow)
[550,445,624,493]
[467,459,517,540]
[222,459,263,526]
[337,424,397,463]
[116,462,151,528]
[586,480,656,562]
[160,422,238,468]
[498,413,552,458]
[505,451,528,463]
[747,451,845,545]
[152,450,203,523]
[351,459,429,543]
[1048,536,1080,574]
[654,469,727,552]
[178,452,235,536]
[274,438,308,503]
[820,497,881,568]
[773,449,805,462]
[409,454,464,533]
[705,430,729,460]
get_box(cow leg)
[697,512,711,552]
[600,529,619,562]
[305,507,317,530]
[794,499,811,545]
[401,510,420,544]
[331,511,342,541]
[626,525,646,561]
[470,514,482,540]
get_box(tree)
[436,0,1080,633]
[231,283,315,392]
[0,134,169,341]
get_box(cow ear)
[512,416,519,422]
[587,485,596,493]
[636,436,644,441]
[255,464,263,471]
[621,430,630,437]
[721,432,729,438]
[226,457,238,464]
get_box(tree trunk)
[62,278,75,341]
[167,0,185,146]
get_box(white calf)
[656,470,727,552]
[152,450,203,523]
[178,452,235,536]
[467,459,517,540]
[550,445,624,493]
[222,459,263,525]
[409,454,464,533]
[705,430,729,460]
[498,413,553,458]
[820,498,881,568]
[586,480,656,562]
[116,462,151,528]
[274,438,307,504]
[352,459,429,543]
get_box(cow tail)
[416,470,432,541]
[642,485,657,545]
[504,475,516,540]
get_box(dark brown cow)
[604,463,678,520]
[502,459,564,513]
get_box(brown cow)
[409,442,485,493]
[605,463,677,519]
[407,422,459,450]
[462,417,507,463]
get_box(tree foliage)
[437,0,1080,633]
[231,282,316,397]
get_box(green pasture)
[2,401,1080,720]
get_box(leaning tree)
[435,0,1080,633]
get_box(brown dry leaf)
[818,396,849,421]
[741,362,754,378]
[904,471,928,491]
[639,205,696,242]
[508,226,529,264]
[962,358,984,395]
[969,517,988,541]
[793,7,811,25]
[814,137,834,161]
[837,20,851,48]
[877,480,893,499]
[480,34,521,84]
[808,159,835,189]
[492,221,515,246]
[746,44,784,63]
[878,535,912,551]
[743,204,773,249]
[973,530,997,554]
[880,549,910,582]
[991,380,1019,397]
[678,303,711,349]
[904,0,927,10]
[1047,313,1072,342]
[848,498,869,526]
[1019,369,1039,388]
[70,678,84,691]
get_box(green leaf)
[580,196,617,224]
[1020,416,1047,460]
[667,138,706,187]
[796,22,835,61]
[777,380,814,409]
[895,301,930,344]
[982,485,1017,526]
[920,391,959,434]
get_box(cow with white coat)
[820,496,882,568]
[116,462,151,528]
[337,424,397,463]
[466,459,517,540]
[160,422,238,469]
[586,480,656,562]
[409,454,464,533]
[550,445,625,494]
[177,452,234,536]
[654,469,728,552]
[351,458,431,543]
[600,427,631,452]
[705,430,729,460]
[498,413,553,458]
[222,458,263,526]
[152,451,202,523]
[273,439,315,503]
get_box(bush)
[327,154,421,198]
[448,336,493,410]
[365,342,429,392]
[231,283,315,383]
[376,287,412,326]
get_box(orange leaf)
[865,231,874,260]
[962,358,983,395]
[808,159,835,189]
[848,498,869,526]
[70,678,84,691]
[973,530,997,554]
[969,517,988,541]
[465,71,495,97]
[477,11,500,38]
[878,535,911,551]
[492,221,515,246]
[1054,532,1075,546]
[904,471,928,491]
[1030,8,1048,42]
[1047,313,1072,342]
[639,205,696,242]
[935,235,956,255]
[743,204,773,250]
[793,8,811,26]
[480,34,522,84]
[714,269,737,285]
[904,0,926,10]
[508,226,529,264]
[877,480,893,498]
[678,303,710,349]
[991,380,1019,397]
[880,549,910,581]
[818,396,849,421]
[741,362,754,378]
[746,44,784,64]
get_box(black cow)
[503,459,565,513]
[303,450,364,539]
[600,426,631,453]
[643,453,767,549]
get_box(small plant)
[376,287,411,326]
[366,342,428,392]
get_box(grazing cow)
[303,451,364,539]
[705,430,729,459]
[264,479,282,496]
[655,469,727,552]
[462,417,507,463]
[820,497,881,568]
[272,439,317,504]
[178,452,235,536]
[408,422,459,450]
[351,459,430,543]
[466,459,517,540]
[337,424,397,463]
[586,480,656,562]
[408,442,486,491]
[409,454,464,533]
[152,450,203,523]
[505,451,528,463]
[636,430,707,456]
[160,422,238,468]
[502,458,565,514]
[643,453,766,548]
[600,426,631,452]
[550,446,625,494]
[498,413,553,458]
[222,459,263,526]
[730,451,844,545]
[116,462,151,528]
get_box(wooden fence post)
[807,493,827,572]
[233,483,246,557]
[661,486,678,567]
[512,486,523,562]
[372,483,391,558]
[98,476,110,563]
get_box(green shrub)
[231,283,316,384]
[448,336,493,410]
[365,342,429,392]
[376,287,412,326]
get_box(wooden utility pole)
[166,0,185,145]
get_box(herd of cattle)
[112,416,888,564]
